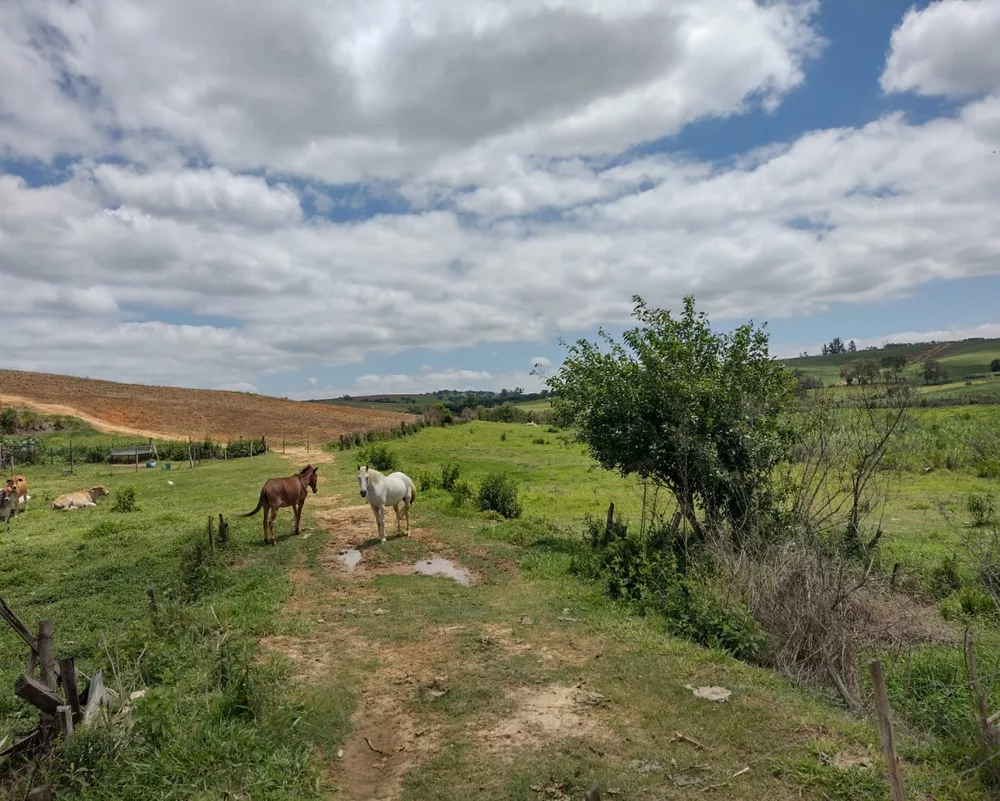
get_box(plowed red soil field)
[0,369,417,442]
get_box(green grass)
[326,419,1000,799]
[0,454,343,800]
[6,407,1000,799]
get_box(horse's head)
[357,464,370,498]
[308,465,319,494]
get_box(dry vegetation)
[0,369,417,442]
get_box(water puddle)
[338,549,362,570]
[413,557,470,586]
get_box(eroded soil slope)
[0,369,416,441]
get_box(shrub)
[531,437,547,445]
[929,554,964,599]
[991,358,1000,373]
[500,431,507,442]
[415,470,439,492]
[440,461,461,490]
[968,492,997,527]
[572,516,765,661]
[357,442,399,473]
[112,485,139,513]
[477,472,523,519]
[0,408,17,435]
[449,478,473,507]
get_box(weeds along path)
[256,464,891,801]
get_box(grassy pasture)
[0,453,349,800]
[2,407,1000,798]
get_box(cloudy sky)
[2,0,999,399]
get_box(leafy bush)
[477,472,523,519]
[449,478,473,507]
[440,461,461,491]
[0,408,17,435]
[968,492,997,527]
[415,470,439,492]
[357,442,399,473]
[112,485,139,513]
[572,516,765,661]
[929,554,965,599]
[531,437,547,445]
[500,431,507,442]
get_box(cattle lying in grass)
[52,486,110,510]
[1,486,13,533]
[4,475,28,513]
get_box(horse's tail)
[408,478,417,506]
[241,488,266,517]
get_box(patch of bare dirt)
[258,635,338,683]
[280,444,338,466]
[479,684,612,755]
[335,636,454,800]
[315,505,480,585]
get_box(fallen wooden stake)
[15,674,64,715]
[364,736,385,755]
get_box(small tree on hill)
[547,295,795,545]
[991,358,1000,373]
[840,363,857,386]
[881,355,907,375]
[848,340,857,353]
[923,358,949,385]
[855,358,881,386]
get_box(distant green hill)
[781,337,1000,385]
[307,388,548,413]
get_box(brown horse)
[241,464,318,545]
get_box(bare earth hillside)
[0,369,417,442]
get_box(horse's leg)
[268,507,278,545]
[378,504,387,543]
[263,504,270,544]
[294,500,303,535]
[392,502,402,534]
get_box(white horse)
[357,465,417,543]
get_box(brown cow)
[52,486,110,510]
[241,464,318,545]
[5,475,28,513]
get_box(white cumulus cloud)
[881,0,1000,97]
[0,2,998,394]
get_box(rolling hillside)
[0,369,417,442]
[781,336,1000,386]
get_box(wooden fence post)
[38,620,55,691]
[58,656,81,722]
[869,659,907,801]
[208,517,215,552]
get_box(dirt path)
[261,499,622,801]
[0,393,181,440]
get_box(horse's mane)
[298,464,315,475]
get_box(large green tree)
[547,295,795,543]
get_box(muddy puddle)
[413,557,470,586]
[338,549,362,570]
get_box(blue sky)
[1,0,998,398]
